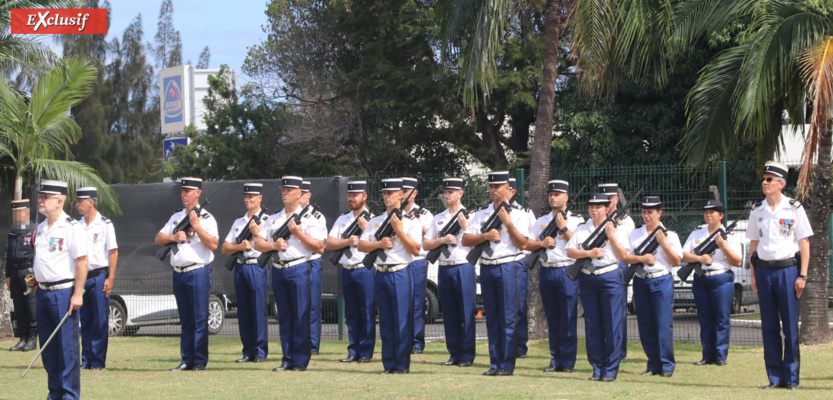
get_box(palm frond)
[29,57,97,132]
[437,0,479,54]
[460,0,510,107]
[734,1,829,142]
[569,0,621,98]
[30,159,121,216]
[796,35,833,199]
[671,0,757,55]
[0,34,56,75]
[615,0,675,88]
[682,45,747,168]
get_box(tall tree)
[152,0,183,70]
[246,0,471,175]
[197,46,210,69]
[61,9,164,184]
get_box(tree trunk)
[527,0,565,341]
[14,174,23,200]
[801,121,832,344]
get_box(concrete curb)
[730,319,833,329]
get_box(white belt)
[480,256,517,266]
[309,254,321,261]
[541,261,572,268]
[272,258,307,269]
[173,264,206,273]
[40,281,74,291]
[375,264,408,273]
[342,263,365,270]
[703,269,729,277]
[582,264,619,276]
[439,260,467,267]
[644,270,670,279]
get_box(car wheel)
[108,300,126,337]
[270,299,279,321]
[424,287,440,324]
[731,288,743,315]
[208,295,225,334]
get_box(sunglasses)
[760,177,780,183]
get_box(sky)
[103,0,270,75]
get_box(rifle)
[564,189,643,281]
[465,192,520,266]
[623,200,690,284]
[256,193,324,266]
[224,207,269,271]
[327,210,372,265]
[677,219,739,282]
[425,208,470,264]
[525,185,587,271]
[361,189,416,269]
[156,198,210,262]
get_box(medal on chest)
[779,219,795,234]
[93,233,99,243]
[49,237,64,252]
[187,227,196,243]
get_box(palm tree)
[439,0,570,339]
[681,0,831,344]
[570,0,831,344]
[0,57,120,215]
[439,0,568,213]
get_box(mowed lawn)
[2,337,832,399]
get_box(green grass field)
[2,337,831,399]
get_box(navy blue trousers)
[81,269,109,368]
[342,266,376,359]
[438,262,477,363]
[579,269,625,378]
[618,261,628,359]
[234,263,269,359]
[173,265,212,366]
[756,266,801,386]
[410,258,427,351]
[37,287,80,400]
[481,261,518,371]
[539,266,578,368]
[515,258,529,356]
[633,273,675,373]
[310,258,323,352]
[376,266,413,371]
[692,271,733,362]
[272,262,312,368]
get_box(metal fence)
[2,161,825,348]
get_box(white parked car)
[108,294,227,336]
